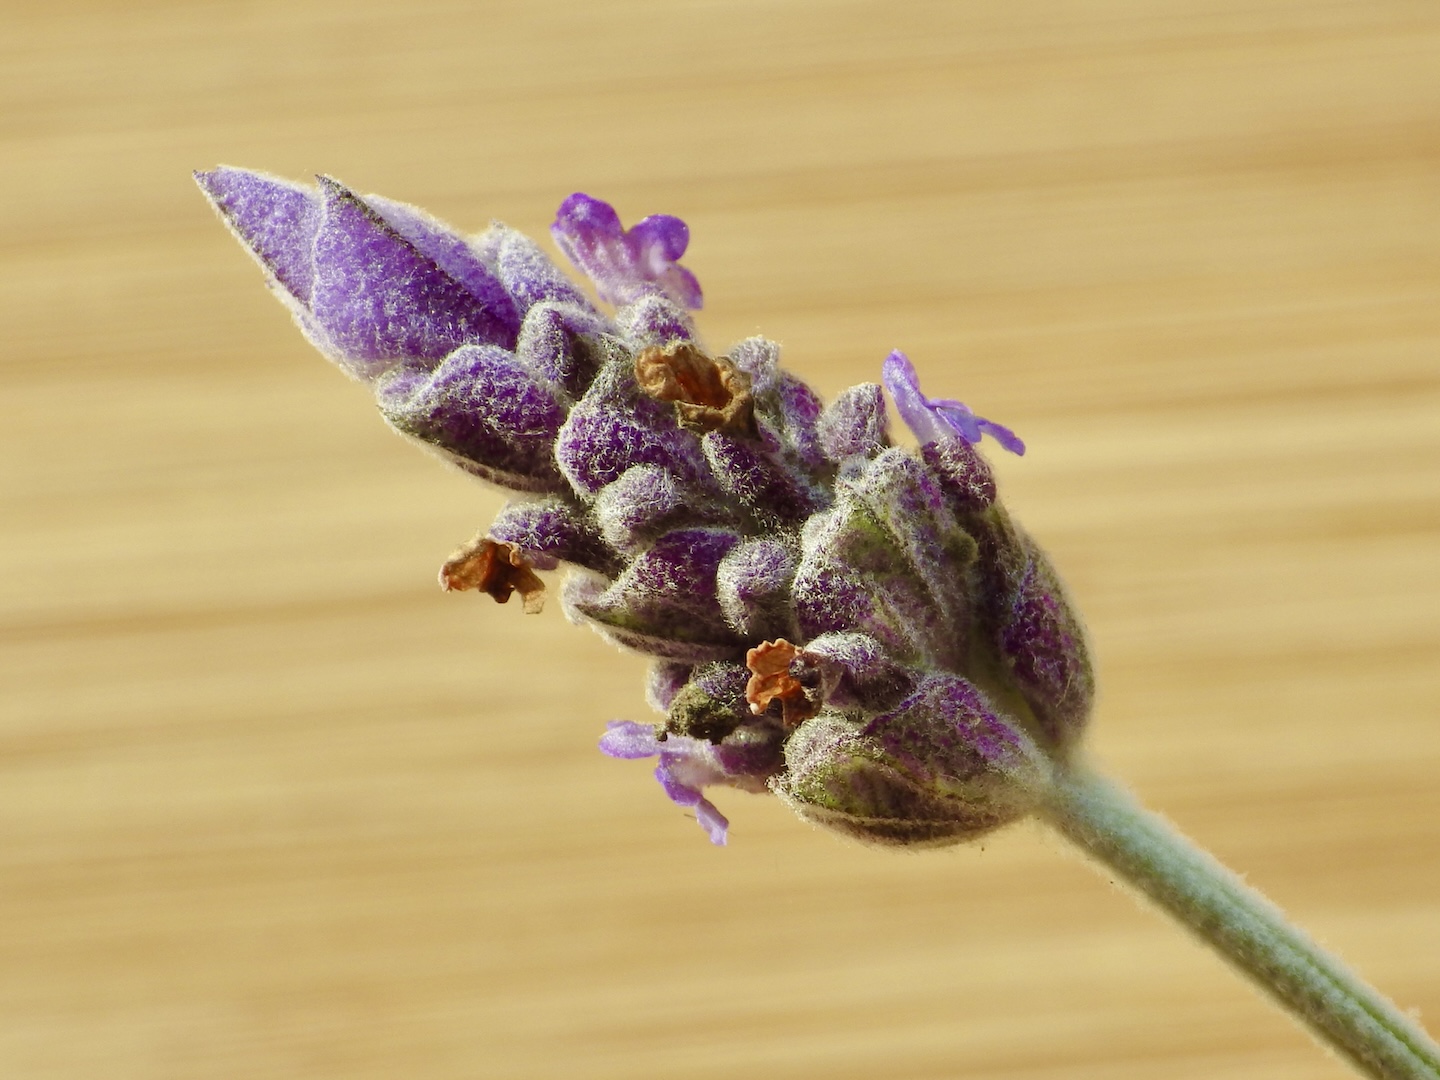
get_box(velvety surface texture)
[3,2,1438,1077]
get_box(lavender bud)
[195,167,522,380]
[512,300,611,398]
[565,528,745,661]
[818,382,890,465]
[726,336,780,395]
[801,631,914,712]
[309,176,518,376]
[711,719,787,784]
[701,429,824,529]
[792,489,950,666]
[790,505,884,641]
[615,294,697,350]
[195,167,321,305]
[966,508,1094,750]
[773,675,1048,847]
[593,465,724,554]
[554,356,712,496]
[476,223,596,313]
[922,438,997,512]
[768,373,828,476]
[487,497,621,577]
[999,537,1094,750]
[664,661,752,742]
[716,538,800,641]
[374,344,569,492]
[362,193,521,335]
[848,448,978,641]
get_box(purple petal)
[195,166,321,304]
[599,720,662,759]
[654,766,730,846]
[881,350,1024,456]
[657,265,703,311]
[692,796,730,845]
[551,192,703,310]
[976,417,1026,456]
[629,214,690,263]
[599,722,731,844]
[881,351,947,444]
[553,192,625,244]
[656,748,732,845]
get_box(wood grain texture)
[3,3,1437,1077]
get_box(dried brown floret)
[439,536,546,614]
[745,638,820,725]
[635,342,755,436]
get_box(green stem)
[1038,765,1440,1080]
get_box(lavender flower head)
[197,168,1094,847]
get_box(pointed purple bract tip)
[195,166,523,381]
[194,166,321,305]
[551,193,703,311]
[881,350,1025,456]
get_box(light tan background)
[4,2,1438,1077]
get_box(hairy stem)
[1038,765,1440,1080]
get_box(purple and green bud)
[198,169,1093,846]
[774,674,1049,847]
[818,383,890,466]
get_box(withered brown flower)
[745,638,820,725]
[634,341,755,436]
[439,536,546,614]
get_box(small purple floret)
[599,721,730,844]
[551,193,703,310]
[881,351,1024,456]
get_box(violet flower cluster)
[196,168,1094,847]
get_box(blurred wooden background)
[3,2,1437,1077]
